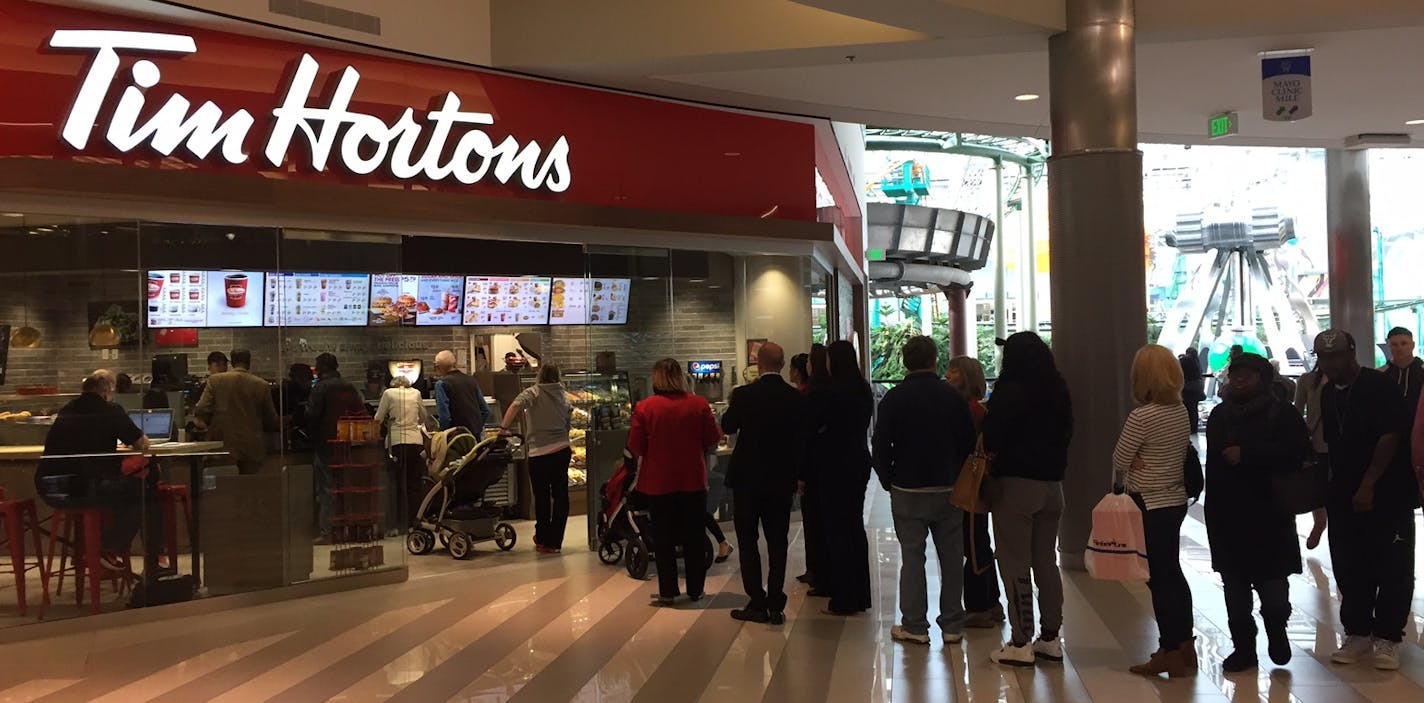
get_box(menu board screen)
[549,278,630,325]
[263,273,370,327]
[463,276,551,326]
[369,274,463,326]
[145,270,264,328]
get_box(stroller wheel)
[625,537,650,580]
[598,539,624,565]
[406,529,436,555]
[494,523,517,552]
[448,532,474,560]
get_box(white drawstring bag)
[1085,492,1150,581]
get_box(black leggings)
[528,448,573,550]
[705,513,726,543]
[1140,502,1194,650]
[390,444,424,531]
[648,490,709,599]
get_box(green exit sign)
[867,249,886,261]
[1208,111,1239,139]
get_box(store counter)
[0,441,225,462]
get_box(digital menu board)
[463,276,551,326]
[369,274,463,326]
[263,273,370,327]
[549,278,630,325]
[146,270,264,328]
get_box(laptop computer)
[127,409,175,444]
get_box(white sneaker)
[943,631,964,645]
[1330,635,1374,665]
[991,642,1035,667]
[1373,640,1400,671]
[891,625,930,645]
[1033,637,1064,661]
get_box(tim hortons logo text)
[48,30,572,192]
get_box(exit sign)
[1208,111,1239,139]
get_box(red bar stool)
[46,508,109,614]
[0,492,50,617]
[157,482,192,566]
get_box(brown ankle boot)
[1130,639,1197,678]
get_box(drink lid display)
[145,270,264,328]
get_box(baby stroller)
[597,450,714,579]
[406,427,518,560]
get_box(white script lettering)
[48,29,572,193]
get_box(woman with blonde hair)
[945,356,1002,628]
[374,374,432,534]
[500,363,572,553]
[1113,344,1196,677]
[628,358,723,605]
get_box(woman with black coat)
[814,340,875,615]
[1205,353,1309,672]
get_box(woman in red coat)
[629,358,723,605]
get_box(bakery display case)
[564,371,632,489]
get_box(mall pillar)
[1048,0,1145,570]
[942,284,971,357]
[1325,149,1374,364]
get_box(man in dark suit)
[723,341,808,625]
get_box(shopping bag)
[949,436,993,515]
[1085,492,1149,581]
[1272,453,1328,515]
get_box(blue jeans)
[890,489,965,636]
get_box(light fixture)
[723,152,741,157]
[2,212,22,218]
[1014,93,1040,102]
[1407,119,1424,126]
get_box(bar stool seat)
[0,496,49,617]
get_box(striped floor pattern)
[0,489,1420,702]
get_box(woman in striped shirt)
[1112,344,1195,678]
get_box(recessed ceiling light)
[1014,94,1040,102]
[1407,119,1424,126]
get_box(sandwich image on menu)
[464,276,551,326]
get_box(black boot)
[1222,649,1259,673]
[1263,605,1292,666]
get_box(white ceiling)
[490,0,1424,148]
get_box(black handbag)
[1272,453,1328,515]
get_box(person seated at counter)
[35,370,151,571]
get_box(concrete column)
[1025,164,1040,333]
[1048,0,1145,570]
[943,284,971,357]
[993,158,1008,341]
[1325,149,1375,364]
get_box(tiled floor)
[0,489,1420,702]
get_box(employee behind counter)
[34,369,151,571]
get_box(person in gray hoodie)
[500,363,573,553]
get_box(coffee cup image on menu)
[225,274,249,308]
[147,273,164,299]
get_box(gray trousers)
[990,477,1065,646]
[890,489,965,636]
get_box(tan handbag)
[949,436,993,515]
[949,436,994,575]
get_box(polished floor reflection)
[0,489,1420,702]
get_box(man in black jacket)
[872,336,978,646]
[435,350,492,432]
[723,341,807,625]
[309,353,364,544]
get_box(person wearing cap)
[1314,329,1418,671]
[1204,353,1309,673]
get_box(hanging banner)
[1261,55,1312,122]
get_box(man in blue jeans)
[872,336,979,645]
